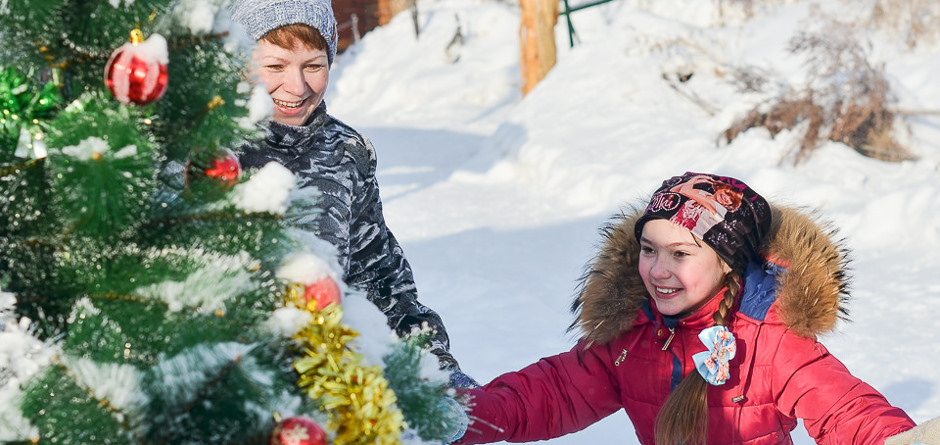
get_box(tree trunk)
[519,0,558,95]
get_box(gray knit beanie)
[231,0,338,65]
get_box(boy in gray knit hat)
[231,0,338,64]
[230,0,478,388]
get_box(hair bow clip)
[692,325,736,385]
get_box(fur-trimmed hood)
[570,205,851,346]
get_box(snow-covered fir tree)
[0,1,463,444]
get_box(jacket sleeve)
[771,333,915,445]
[457,341,623,444]
[346,139,457,368]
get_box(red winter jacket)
[458,206,914,445]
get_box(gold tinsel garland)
[288,287,405,445]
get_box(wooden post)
[519,0,558,95]
[351,13,361,43]
[411,0,419,38]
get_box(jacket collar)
[659,287,728,331]
[264,101,329,151]
[571,205,850,346]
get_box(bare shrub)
[729,65,778,94]
[867,0,940,48]
[717,0,793,21]
[723,22,913,164]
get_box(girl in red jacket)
[450,172,939,445]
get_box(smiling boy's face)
[250,38,330,126]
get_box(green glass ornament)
[0,66,64,159]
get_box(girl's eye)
[639,246,654,255]
[673,250,690,258]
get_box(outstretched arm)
[346,141,458,369]
[456,342,622,444]
[772,334,915,445]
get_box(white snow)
[233,161,296,214]
[135,251,258,312]
[325,1,940,443]
[137,32,169,64]
[265,306,313,337]
[0,289,57,441]
[173,0,225,35]
[59,136,136,160]
[276,252,336,284]
[240,82,275,128]
[60,355,148,418]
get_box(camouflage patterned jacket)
[239,103,457,369]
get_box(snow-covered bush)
[724,21,911,164]
[865,0,940,48]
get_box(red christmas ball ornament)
[270,416,327,445]
[203,149,242,186]
[304,276,341,311]
[186,147,242,188]
[104,29,169,105]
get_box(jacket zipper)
[661,327,676,351]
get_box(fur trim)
[570,207,649,346]
[764,206,851,337]
[570,205,850,345]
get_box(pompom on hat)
[230,0,338,65]
[634,172,772,274]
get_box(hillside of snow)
[327,0,940,443]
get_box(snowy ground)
[328,0,940,443]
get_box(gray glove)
[886,417,940,445]
[440,396,469,444]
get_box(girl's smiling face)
[251,39,329,126]
[638,219,731,317]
